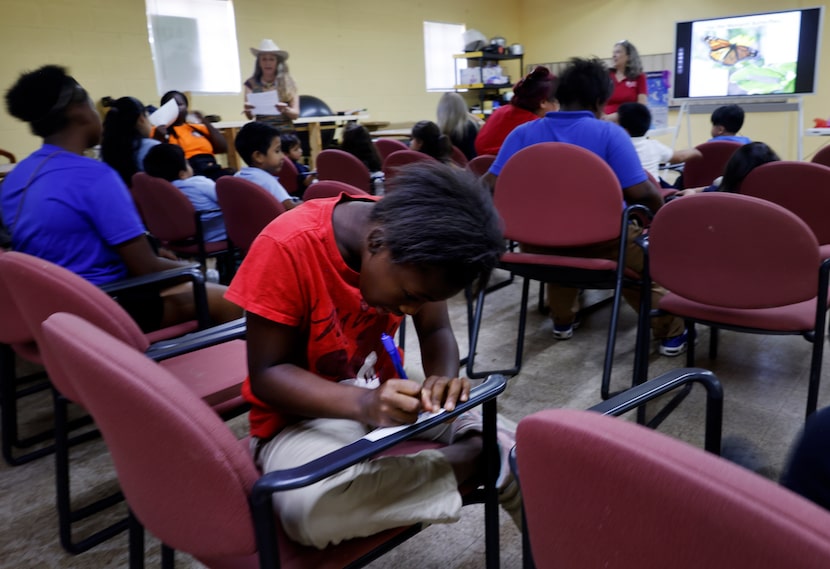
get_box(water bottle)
[206,268,220,283]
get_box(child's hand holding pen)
[380,332,469,414]
[358,380,421,427]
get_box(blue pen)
[380,333,408,379]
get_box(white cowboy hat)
[250,39,289,60]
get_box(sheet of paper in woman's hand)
[148,98,179,128]
[247,91,280,115]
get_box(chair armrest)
[98,263,203,294]
[588,367,723,454]
[249,374,507,567]
[253,374,506,492]
[100,264,211,329]
[623,202,654,230]
[144,317,246,361]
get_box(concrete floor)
[1,272,825,568]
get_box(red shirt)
[604,72,647,115]
[225,194,402,438]
[475,104,540,156]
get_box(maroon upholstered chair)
[303,180,370,200]
[466,142,652,401]
[373,137,409,162]
[646,169,677,201]
[681,140,742,188]
[131,172,233,276]
[39,312,507,569]
[648,193,830,418]
[741,160,830,258]
[0,251,247,554]
[450,145,469,167]
[382,150,438,188]
[466,154,496,178]
[0,259,51,467]
[515,408,830,569]
[0,251,209,468]
[277,155,299,195]
[215,177,286,255]
[315,148,372,193]
[810,145,830,168]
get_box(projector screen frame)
[672,6,823,102]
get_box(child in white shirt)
[618,102,701,185]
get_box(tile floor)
[1,271,826,568]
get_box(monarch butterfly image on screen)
[703,36,759,66]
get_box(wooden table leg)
[219,127,241,170]
[308,123,323,170]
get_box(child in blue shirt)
[143,143,228,242]
[709,104,751,144]
[234,122,299,209]
[280,132,316,198]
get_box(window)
[423,21,466,92]
[145,0,242,95]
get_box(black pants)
[189,153,235,181]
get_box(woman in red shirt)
[474,66,559,157]
[604,40,647,123]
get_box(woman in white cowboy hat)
[243,39,299,132]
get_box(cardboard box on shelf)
[459,68,481,85]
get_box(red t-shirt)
[475,104,540,157]
[225,194,402,438]
[604,72,647,115]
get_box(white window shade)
[146,0,241,95]
[424,21,466,92]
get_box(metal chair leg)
[1,345,58,466]
[54,390,128,554]
[466,276,530,379]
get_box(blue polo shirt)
[709,135,751,144]
[171,175,227,242]
[0,144,145,285]
[235,166,292,203]
[490,110,646,190]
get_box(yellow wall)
[0,1,826,160]
[0,0,519,156]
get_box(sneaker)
[552,318,580,341]
[552,323,574,340]
[495,430,523,530]
[659,329,690,357]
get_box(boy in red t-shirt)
[226,162,513,548]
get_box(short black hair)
[617,102,651,137]
[711,104,745,133]
[555,57,613,111]
[234,122,280,166]
[160,90,187,107]
[5,65,88,137]
[719,141,780,193]
[369,161,504,290]
[143,143,187,181]
[280,132,301,154]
